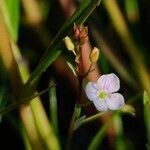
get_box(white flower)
[85,73,125,111]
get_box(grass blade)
[0,0,20,41]
[88,113,115,150]
[49,80,59,137]
[143,91,150,149]
[22,0,102,97]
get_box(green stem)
[22,0,102,97]
[74,111,106,130]
[66,109,76,150]
[88,113,116,150]
[0,85,54,116]
[49,80,59,137]
[82,112,105,125]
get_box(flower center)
[99,91,108,100]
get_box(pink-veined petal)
[85,82,99,101]
[93,98,108,111]
[97,73,120,93]
[106,93,124,110]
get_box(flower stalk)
[65,24,100,148]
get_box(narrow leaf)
[22,0,102,98]
[49,80,59,137]
[88,113,115,150]
[67,61,77,76]
[143,91,150,149]
[1,0,20,41]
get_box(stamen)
[99,91,108,100]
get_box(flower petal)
[106,93,124,110]
[93,98,108,111]
[85,82,99,101]
[97,73,120,93]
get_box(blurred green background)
[0,0,150,149]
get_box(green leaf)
[143,91,150,148]
[49,80,59,137]
[143,91,149,105]
[74,104,81,118]
[74,115,86,130]
[67,61,77,76]
[114,114,126,150]
[1,0,20,41]
[21,0,102,98]
[88,113,115,150]
[125,0,139,23]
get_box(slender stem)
[0,85,55,116]
[74,112,106,130]
[66,109,76,150]
[82,112,105,125]
[80,63,93,79]
[88,114,115,150]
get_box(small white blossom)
[85,73,125,111]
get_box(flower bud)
[89,47,100,63]
[73,24,88,44]
[121,104,135,116]
[63,36,75,52]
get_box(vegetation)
[0,0,150,149]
